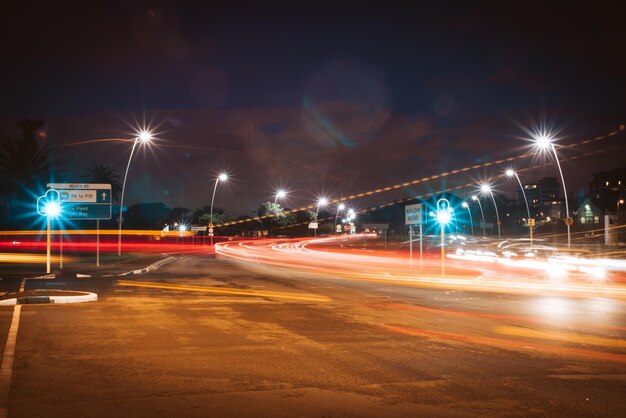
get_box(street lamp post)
[315,197,328,237]
[209,173,228,245]
[535,134,571,247]
[617,199,624,213]
[334,203,346,234]
[436,198,452,276]
[481,184,501,239]
[506,169,532,243]
[118,130,152,256]
[462,202,473,236]
[471,195,486,237]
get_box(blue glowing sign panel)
[47,183,112,220]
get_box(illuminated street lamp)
[209,173,229,242]
[618,199,624,213]
[334,203,346,233]
[436,198,452,275]
[461,202,473,236]
[471,195,486,237]
[274,189,287,204]
[314,197,328,237]
[118,129,153,256]
[506,169,533,243]
[480,183,501,239]
[534,133,571,247]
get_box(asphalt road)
[1,243,625,417]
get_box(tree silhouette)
[82,164,122,201]
[0,119,58,223]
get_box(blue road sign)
[47,183,112,220]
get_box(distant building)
[521,177,565,219]
[573,199,602,226]
[589,167,626,212]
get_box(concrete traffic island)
[0,290,97,306]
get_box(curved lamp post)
[506,169,532,243]
[210,172,229,223]
[461,201,473,236]
[480,183,501,239]
[334,203,346,234]
[314,197,328,237]
[535,134,571,247]
[118,130,152,256]
[471,195,486,237]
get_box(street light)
[506,169,532,243]
[315,197,328,237]
[534,133,571,247]
[334,203,346,233]
[210,172,229,226]
[436,198,452,275]
[480,183,501,239]
[118,130,153,256]
[274,189,287,204]
[618,199,625,212]
[461,202,473,236]
[471,195,486,237]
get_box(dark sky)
[2,1,626,216]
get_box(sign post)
[48,183,112,267]
[405,203,423,269]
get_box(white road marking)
[0,304,22,418]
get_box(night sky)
[2,1,626,216]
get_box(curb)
[0,291,98,306]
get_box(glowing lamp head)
[535,135,552,150]
[218,173,228,182]
[506,169,515,178]
[318,197,328,207]
[137,130,153,143]
[471,195,478,201]
[620,199,625,204]
[338,203,345,211]
[179,224,187,232]
[480,184,492,194]
[462,202,468,208]
[43,201,61,218]
[276,190,287,199]
[436,210,451,225]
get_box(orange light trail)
[215,236,626,299]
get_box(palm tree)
[82,164,122,202]
[0,119,57,224]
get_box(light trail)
[215,236,626,299]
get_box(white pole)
[96,220,100,267]
[475,198,486,236]
[550,144,571,248]
[488,190,501,239]
[118,139,139,256]
[419,224,423,270]
[409,225,413,268]
[209,178,219,246]
[59,223,63,270]
[46,217,51,274]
